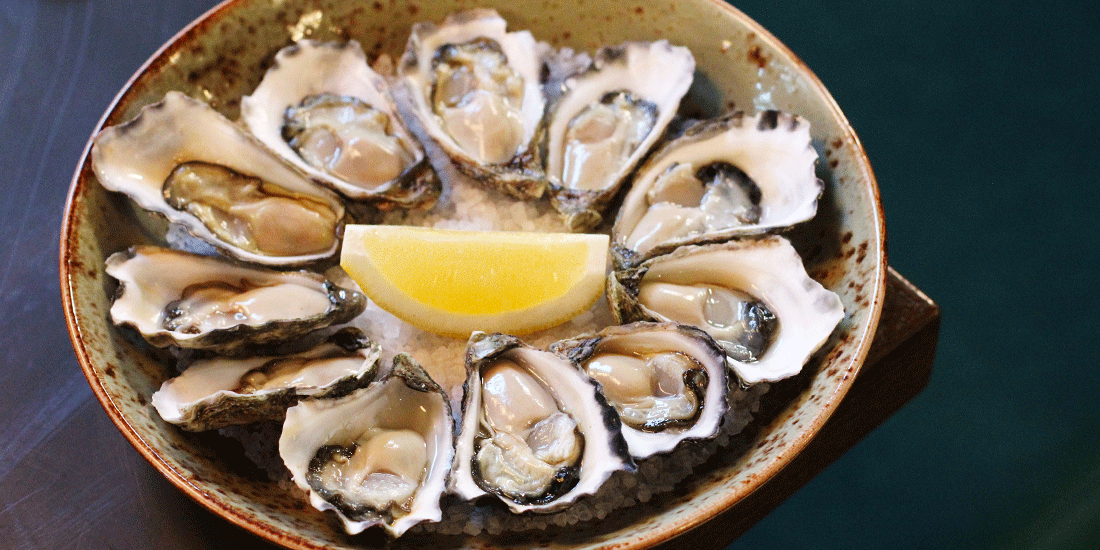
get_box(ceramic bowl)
[60,0,886,548]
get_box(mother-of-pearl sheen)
[636,281,755,343]
[177,282,333,332]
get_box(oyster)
[240,40,440,210]
[151,328,380,431]
[612,111,821,266]
[540,41,695,231]
[607,237,844,385]
[279,354,454,537]
[451,332,632,513]
[398,9,547,199]
[91,91,346,266]
[550,322,728,459]
[105,246,366,354]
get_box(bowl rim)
[58,0,887,547]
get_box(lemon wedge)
[340,225,609,337]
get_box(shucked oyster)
[399,9,547,199]
[241,40,440,210]
[451,332,632,513]
[280,354,454,537]
[607,237,844,385]
[550,322,728,459]
[92,92,346,266]
[105,246,365,354]
[151,328,380,431]
[612,111,822,267]
[540,41,695,232]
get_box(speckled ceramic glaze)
[59,1,886,548]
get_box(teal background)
[729,1,1100,548]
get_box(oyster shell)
[451,332,632,513]
[91,92,347,266]
[398,9,547,199]
[105,246,366,354]
[612,111,821,267]
[240,40,440,210]
[607,237,844,385]
[151,328,380,432]
[540,41,695,231]
[279,354,455,536]
[550,322,728,459]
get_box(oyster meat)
[540,41,695,231]
[92,92,346,266]
[279,354,454,536]
[607,237,844,385]
[241,40,440,210]
[451,332,632,513]
[612,111,822,266]
[151,328,380,431]
[551,322,728,458]
[105,246,366,354]
[399,9,547,199]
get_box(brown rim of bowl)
[58,0,887,548]
[630,2,886,547]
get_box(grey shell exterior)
[606,257,660,327]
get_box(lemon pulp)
[340,225,609,337]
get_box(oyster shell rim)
[278,353,456,537]
[104,245,368,355]
[90,91,349,267]
[450,332,635,514]
[239,39,442,210]
[150,327,382,432]
[610,109,824,269]
[606,236,846,386]
[548,321,730,459]
[538,40,696,232]
[396,8,550,200]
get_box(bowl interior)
[60,0,885,548]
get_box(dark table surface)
[3,1,1098,549]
